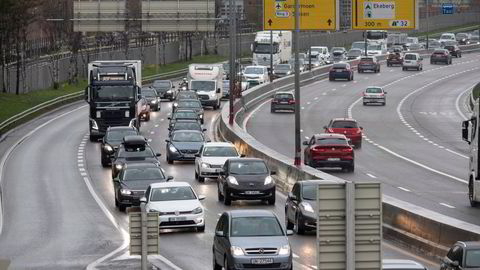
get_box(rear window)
[404,54,417,60]
[332,64,348,69]
[366,88,382,93]
[444,46,454,50]
[315,138,348,145]
[331,121,358,128]
[433,50,446,54]
[360,57,373,62]
[275,93,293,99]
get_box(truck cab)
[187,64,223,110]
[462,93,480,207]
[252,31,292,68]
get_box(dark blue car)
[329,62,354,81]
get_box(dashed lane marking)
[366,173,377,179]
[440,203,456,209]
[398,187,411,192]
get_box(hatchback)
[363,86,387,106]
[324,118,363,148]
[430,49,452,65]
[329,63,354,81]
[402,53,423,71]
[271,92,295,113]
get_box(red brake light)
[288,100,295,104]
[341,148,352,152]
[313,147,327,152]
[356,129,362,134]
[328,128,334,133]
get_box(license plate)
[336,70,343,72]
[328,158,340,161]
[169,217,186,221]
[184,154,195,158]
[405,61,411,63]
[280,101,288,104]
[251,258,273,264]
[245,190,261,195]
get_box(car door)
[218,161,229,192]
[213,214,227,264]
[287,183,301,222]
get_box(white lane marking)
[78,163,84,167]
[300,129,304,133]
[342,84,347,87]
[331,88,336,91]
[366,173,377,179]
[243,97,274,131]
[322,92,327,95]
[455,83,477,121]
[155,124,159,127]
[440,203,456,209]
[79,168,85,172]
[80,172,87,177]
[301,107,305,110]
[307,102,311,105]
[293,253,300,258]
[160,119,164,121]
[150,131,155,135]
[398,187,411,192]
[148,139,153,142]
[314,97,319,100]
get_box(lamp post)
[426,0,429,50]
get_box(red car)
[303,133,354,172]
[324,118,363,148]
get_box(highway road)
[0,75,442,269]
[246,52,480,227]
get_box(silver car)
[402,53,423,71]
[363,86,386,106]
[213,210,293,270]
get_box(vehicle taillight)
[341,148,352,152]
[328,128,334,133]
[356,129,362,134]
[313,147,327,152]
[288,100,295,104]
[379,93,384,96]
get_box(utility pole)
[228,0,237,125]
[140,202,147,270]
[426,0,429,49]
[308,31,312,70]
[293,0,301,166]
[270,30,273,80]
[364,30,368,56]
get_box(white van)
[402,53,423,71]
[309,46,331,64]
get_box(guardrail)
[218,44,480,260]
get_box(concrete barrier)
[217,44,480,259]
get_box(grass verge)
[143,54,227,77]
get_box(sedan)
[285,180,321,234]
[363,86,386,106]
[444,44,462,58]
[324,118,363,148]
[168,120,205,137]
[144,182,206,232]
[165,130,207,164]
[141,86,161,111]
[172,99,204,124]
[303,133,354,172]
[273,64,293,78]
[213,210,293,270]
[195,142,242,182]
[100,126,139,167]
[152,79,176,101]
[218,158,276,205]
[271,91,295,113]
[329,63,354,81]
[430,49,452,65]
[358,56,380,73]
[346,48,362,60]
[168,110,202,128]
[113,162,172,211]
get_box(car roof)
[366,86,383,90]
[456,241,480,248]
[314,133,348,139]
[228,157,264,163]
[172,119,200,123]
[122,135,147,146]
[107,126,137,132]
[171,129,203,134]
[203,142,236,147]
[382,259,426,269]
[331,118,357,122]
[124,162,161,169]
[245,65,265,69]
[227,209,276,218]
[149,181,191,189]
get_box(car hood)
[244,74,261,78]
[201,156,237,166]
[230,174,268,183]
[172,141,204,150]
[230,236,288,249]
[177,107,203,114]
[105,140,123,148]
[117,157,159,164]
[147,199,201,212]
[155,87,169,92]
[122,179,165,191]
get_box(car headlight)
[228,176,239,185]
[210,92,216,97]
[264,175,274,185]
[192,206,203,214]
[278,244,291,255]
[90,119,99,130]
[115,164,123,170]
[173,103,178,107]
[151,100,157,104]
[314,63,320,67]
[201,163,210,168]
[230,246,244,256]
[300,202,314,213]
[286,71,291,75]
[199,114,203,119]
[169,145,178,153]
[120,189,132,195]
[167,90,172,93]
[182,86,187,91]
[104,144,113,152]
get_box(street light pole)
[228,0,237,125]
[426,0,429,49]
[270,30,273,80]
[293,0,301,166]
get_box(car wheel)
[89,135,98,142]
[285,210,294,230]
[268,193,276,205]
[271,107,275,113]
[223,187,232,206]
[402,67,405,71]
[118,202,126,212]
[294,213,306,235]
[217,183,224,201]
[363,102,367,106]
[196,169,205,183]
[469,181,478,207]
[101,158,109,168]
[167,156,173,164]
[329,77,333,81]
[196,225,205,232]
[213,251,221,270]
[349,162,355,172]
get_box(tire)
[223,187,232,205]
[382,101,386,106]
[363,102,367,106]
[271,107,275,113]
[349,162,355,172]
[213,251,221,270]
[118,202,126,212]
[459,53,462,58]
[89,135,97,142]
[402,67,406,71]
[196,225,205,232]
[469,181,478,207]
[285,210,294,230]
[101,158,109,168]
[167,156,173,164]
[217,183,224,201]
[268,193,276,205]
[196,169,205,183]
[295,213,306,235]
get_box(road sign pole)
[270,30,273,80]
[293,0,301,166]
[308,32,312,70]
[426,0,429,49]
[228,0,236,125]
[140,202,148,270]
[364,30,368,56]
[345,182,355,270]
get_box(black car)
[329,63,354,81]
[101,126,139,167]
[152,80,176,101]
[165,130,207,164]
[217,158,276,205]
[111,135,162,178]
[172,99,204,124]
[271,91,295,113]
[168,110,202,128]
[113,162,173,211]
[441,241,480,270]
[176,90,199,101]
[168,119,205,136]
[285,180,321,234]
[273,64,293,78]
[444,44,462,58]
[141,87,161,111]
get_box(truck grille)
[198,95,209,100]
[244,248,278,255]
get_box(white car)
[144,182,206,232]
[439,33,456,45]
[195,142,242,182]
[402,53,423,71]
[242,66,269,86]
[309,46,331,64]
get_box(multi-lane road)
[1,52,479,269]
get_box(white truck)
[462,92,480,207]
[252,31,292,68]
[387,32,408,46]
[187,64,223,110]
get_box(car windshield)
[275,65,291,71]
[331,121,358,128]
[465,249,480,267]
[118,147,154,158]
[302,185,317,200]
[203,146,238,157]
[150,186,196,201]
[191,81,215,91]
[348,49,362,56]
[332,51,344,56]
[244,67,264,74]
[309,54,319,60]
[172,132,204,142]
[366,88,382,93]
[231,217,284,237]
[124,167,165,180]
[275,94,293,99]
[93,85,134,101]
[153,81,171,89]
[367,45,382,50]
[315,138,348,145]
[332,64,347,69]
[229,161,268,175]
[173,112,197,119]
[332,47,344,52]
[177,93,197,99]
[142,89,157,97]
[404,54,417,60]
[178,101,201,108]
[471,35,480,41]
[173,122,201,131]
[106,130,137,141]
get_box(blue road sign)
[442,3,454,15]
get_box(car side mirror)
[215,230,225,237]
[216,88,221,93]
[271,171,276,175]
[462,120,471,143]
[286,230,294,236]
[302,141,309,146]
[195,153,201,157]
[165,139,170,143]
[156,153,162,157]
[167,176,174,181]
[198,195,206,200]
[140,197,147,204]
[288,192,297,201]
